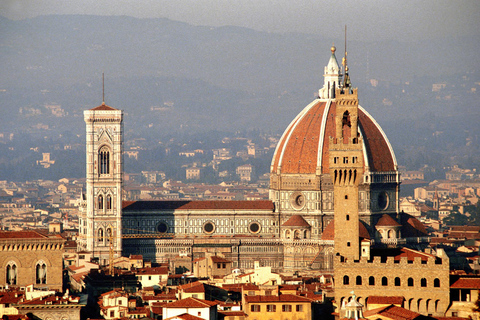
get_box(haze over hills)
[0,14,479,180]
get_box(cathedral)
[77,46,449,315]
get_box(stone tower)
[82,102,123,265]
[329,78,364,260]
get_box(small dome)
[376,214,402,227]
[282,215,311,227]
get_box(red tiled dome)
[271,101,396,175]
[376,214,402,227]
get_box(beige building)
[0,230,65,291]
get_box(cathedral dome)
[270,47,396,177]
[270,101,396,175]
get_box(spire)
[342,25,352,93]
[102,72,105,106]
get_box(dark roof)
[122,200,274,211]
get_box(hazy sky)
[1,0,479,42]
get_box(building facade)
[77,47,441,284]
[0,231,65,291]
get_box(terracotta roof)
[367,296,404,305]
[399,212,428,238]
[450,277,480,289]
[376,214,402,227]
[90,102,117,111]
[363,305,421,320]
[137,267,169,275]
[211,256,231,263]
[271,101,396,175]
[163,297,217,308]
[244,294,312,303]
[0,230,47,239]
[122,200,274,211]
[321,219,370,240]
[218,311,247,317]
[164,313,205,320]
[282,215,311,227]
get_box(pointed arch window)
[99,146,110,175]
[98,194,104,210]
[106,195,112,210]
[36,261,47,284]
[98,228,104,244]
[106,227,113,245]
[6,262,17,285]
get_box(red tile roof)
[363,305,421,320]
[450,277,480,289]
[137,267,169,275]
[164,297,217,308]
[164,313,205,320]
[122,200,274,211]
[211,256,231,263]
[0,230,47,239]
[271,101,396,175]
[90,102,117,111]
[282,215,311,227]
[376,214,402,227]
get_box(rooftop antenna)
[342,25,351,90]
[102,72,105,105]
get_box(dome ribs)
[282,102,326,174]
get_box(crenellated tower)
[329,82,364,260]
[79,102,123,265]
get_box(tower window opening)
[382,277,388,286]
[106,195,112,210]
[99,147,110,175]
[369,276,375,286]
[343,157,348,164]
[345,195,348,200]
[346,215,349,221]
[98,195,104,210]
[347,242,351,247]
[343,275,349,285]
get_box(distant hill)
[0,14,479,175]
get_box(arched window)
[356,276,362,285]
[343,275,349,285]
[98,147,110,175]
[98,228,104,244]
[106,228,113,245]
[369,276,375,286]
[98,195,104,210]
[408,277,414,287]
[303,230,308,239]
[6,262,17,285]
[421,278,427,287]
[395,277,401,286]
[382,277,388,286]
[36,261,47,284]
[106,195,112,210]
[434,278,440,288]
[294,230,300,239]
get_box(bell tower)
[329,66,364,260]
[83,102,123,265]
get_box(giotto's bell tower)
[82,102,123,265]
